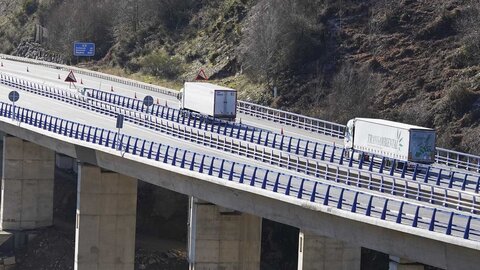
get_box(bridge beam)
[297,230,360,270]
[188,197,262,270]
[74,163,137,270]
[0,135,54,230]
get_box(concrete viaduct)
[0,56,478,270]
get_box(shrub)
[454,1,480,67]
[368,0,401,33]
[461,126,480,154]
[415,11,457,40]
[451,40,480,68]
[139,49,184,79]
[23,0,38,16]
[445,82,478,117]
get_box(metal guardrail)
[1,102,479,242]
[436,148,480,173]
[83,87,480,196]
[238,100,480,174]
[237,101,345,138]
[2,55,480,175]
[4,74,480,215]
[0,54,179,98]
[3,72,480,206]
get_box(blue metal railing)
[0,102,479,242]
[84,87,480,195]
[2,73,480,211]
[2,53,480,173]
[237,100,345,137]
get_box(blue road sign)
[73,42,95,57]
[143,96,154,107]
[8,91,19,102]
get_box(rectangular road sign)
[73,42,95,57]
[116,114,124,129]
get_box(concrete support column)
[74,163,137,270]
[188,197,262,270]
[389,256,425,270]
[298,230,361,270]
[1,135,54,230]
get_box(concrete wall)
[74,163,137,270]
[188,198,262,270]
[55,153,78,173]
[1,135,54,230]
[298,231,360,270]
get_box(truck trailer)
[179,82,237,121]
[344,118,436,164]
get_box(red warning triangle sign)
[65,71,77,83]
[195,68,208,80]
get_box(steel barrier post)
[228,162,235,181]
[297,179,305,199]
[285,176,293,195]
[429,209,437,231]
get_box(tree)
[237,0,283,87]
[45,0,116,61]
[237,0,326,90]
[327,64,379,123]
[454,0,480,67]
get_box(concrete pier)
[297,230,361,270]
[0,135,54,230]
[188,197,262,270]
[74,163,137,270]
[389,256,425,270]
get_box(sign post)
[8,91,19,121]
[65,70,77,88]
[116,114,124,151]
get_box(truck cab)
[344,119,355,149]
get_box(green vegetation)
[22,0,37,15]
[138,49,184,80]
[445,82,478,118]
[452,2,480,67]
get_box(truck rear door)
[214,90,236,117]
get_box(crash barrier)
[0,102,479,242]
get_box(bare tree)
[455,0,480,66]
[237,0,286,87]
[327,63,379,123]
[45,0,116,60]
[238,0,326,90]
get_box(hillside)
[1,0,480,153]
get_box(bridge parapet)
[0,102,478,245]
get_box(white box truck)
[344,118,436,164]
[179,82,237,120]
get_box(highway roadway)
[2,72,478,216]
[1,65,476,199]
[0,59,477,213]
[0,59,340,146]
[0,57,479,242]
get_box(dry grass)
[94,66,183,91]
